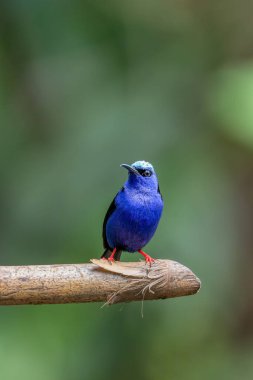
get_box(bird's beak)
[120,164,140,175]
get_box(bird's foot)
[145,255,155,264]
[138,250,155,266]
[107,248,117,263]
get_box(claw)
[145,256,155,264]
[138,250,155,266]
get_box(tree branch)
[0,259,200,306]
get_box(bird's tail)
[101,249,122,261]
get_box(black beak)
[120,164,140,175]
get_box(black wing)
[158,184,163,200]
[102,187,124,249]
[102,198,116,249]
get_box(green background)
[1,1,253,379]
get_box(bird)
[101,161,163,264]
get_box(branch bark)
[0,259,200,306]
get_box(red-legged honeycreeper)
[101,161,163,263]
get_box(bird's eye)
[142,170,151,177]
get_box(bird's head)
[121,161,158,191]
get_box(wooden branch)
[0,259,201,306]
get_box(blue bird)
[101,161,163,263]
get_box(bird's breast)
[117,189,163,226]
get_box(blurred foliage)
[1,1,253,380]
[209,64,253,148]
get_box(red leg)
[138,250,155,264]
[108,248,117,262]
